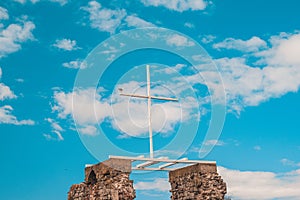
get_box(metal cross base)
[109,155,216,171]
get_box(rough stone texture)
[169,163,227,200]
[68,158,135,200]
[68,159,227,200]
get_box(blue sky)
[0,0,300,199]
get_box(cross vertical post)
[119,65,178,158]
[146,65,154,158]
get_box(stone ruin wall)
[68,159,135,200]
[169,163,227,200]
[68,159,227,200]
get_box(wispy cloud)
[44,118,64,141]
[49,0,68,5]
[219,166,300,200]
[125,15,155,28]
[189,139,226,155]
[213,36,268,52]
[81,1,154,34]
[200,34,216,44]
[0,105,34,125]
[78,125,97,136]
[203,139,225,146]
[140,0,208,12]
[253,145,261,151]
[184,22,194,29]
[0,67,34,125]
[281,158,300,167]
[134,178,170,192]
[81,1,126,34]
[13,0,33,4]
[0,7,9,20]
[166,34,195,47]
[62,60,87,69]
[53,39,80,51]
[13,0,68,6]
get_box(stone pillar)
[68,158,135,200]
[169,163,226,200]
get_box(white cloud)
[52,88,111,124]
[213,56,300,114]
[0,7,9,20]
[78,125,98,136]
[53,39,80,51]
[45,118,64,141]
[141,0,208,12]
[43,133,53,140]
[47,118,63,132]
[0,105,34,125]
[49,0,68,6]
[43,131,63,141]
[13,0,68,5]
[0,67,34,125]
[52,76,197,137]
[0,21,35,57]
[203,139,225,146]
[1,68,16,101]
[200,34,216,44]
[182,32,300,114]
[160,64,187,74]
[264,33,300,66]
[125,15,155,28]
[213,36,268,52]
[134,178,170,192]
[219,166,300,200]
[82,1,126,34]
[13,0,27,3]
[0,83,16,100]
[253,145,261,151]
[53,130,64,140]
[111,98,182,137]
[184,22,194,28]
[281,158,300,167]
[62,60,87,69]
[82,1,154,34]
[15,78,24,82]
[52,88,111,135]
[166,34,195,47]
[110,81,197,137]
[189,140,225,155]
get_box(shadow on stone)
[87,170,97,185]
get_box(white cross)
[119,65,178,158]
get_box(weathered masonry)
[68,157,226,200]
[68,159,135,200]
[169,163,227,199]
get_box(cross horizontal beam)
[120,93,178,101]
